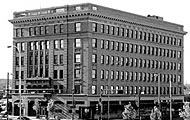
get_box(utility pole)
[7,72,9,120]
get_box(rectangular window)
[92,38,97,48]
[111,70,114,80]
[115,42,119,51]
[54,40,59,49]
[75,23,81,32]
[54,70,57,79]
[92,23,97,32]
[92,54,97,63]
[60,24,64,33]
[116,71,119,80]
[100,24,104,33]
[60,70,63,79]
[16,57,19,66]
[60,55,63,64]
[111,56,114,65]
[75,54,81,63]
[29,27,33,36]
[101,70,104,79]
[111,26,114,35]
[100,40,104,49]
[105,40,109,49]
[106,70,109,80]
[101,55,104,64]
[75,38,81,48]
[106,25,109,34]
[21,57,24,66]
[54,24,59,33]
[54,55,58,64]
[40,26,44,35]
[75,69,81,78]
[60,39,64,49]
[110,41,114,50]
[45,26,49,34]
[91,85,96,94]
[92,69,97,79]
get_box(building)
[9,3,186,119]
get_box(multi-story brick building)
[9,3,186,119]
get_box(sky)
[0,0,189,83]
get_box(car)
[17,116,31,120]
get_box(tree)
[150,106,161,120]
[122,102,137,120]
[179,102,190,120]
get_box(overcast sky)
[0,0,189,83]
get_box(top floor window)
[92,6,97,11]
[92,23,97,32]
[100,24,104,33]
[75,23,81,32]
[75,6,81,11]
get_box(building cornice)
[9,12,187,35]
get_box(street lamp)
[169,78,172,120]
[7,45,22,120]
[154,74,161,111]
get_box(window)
[39,26,44,35]
[75,54,81,63]
[106,70,109,79]
[75,69,81,78]
[101,55,104,64]
[111,56,114,65]
[16,57,19,66]
[121,57,124,66]
[121,71,124,80]
[60,39,64,49]
[30,42,33,50]
[110,26,114,35]
[92,23,97,32]
[100,40,104,49]
[106,55,109,65]
[121,43,124,51]
[91,85,96,94]
[60,70,63,79]
[54,55,58,64]
[105,40,109,49]
[45,26,49,34]
[110,41,114,50]
[92,69,97,79]
[92,39,97,48]
[125,71,129,80]
[60,55,63,64]
[45,41,49,49]
[54,40,59,49]
[100,24,104,33]
[116,71,119,80]
[75,23,81,32]
[115,42,119,51]
[92,6,97,11]
[106,25,109,34]
[111,86,114,94]
[111,70,114,80]
[116,27,119,36]
[116,56,119,65]
[54,70,57,79]
[21,42,25,51]
[21,57,24,66]
[126,29,129,37]
[75,38,81,48]
[101,70,104,79]
[75,6,81,10]
[92,54,97,63]
[178,51,182,58]
[54,24,59,33]
[178,63,182,71]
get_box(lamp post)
[8,45,21,120]
[169,78,172,120]
[154,74,161,111]
[6,72,9,120]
